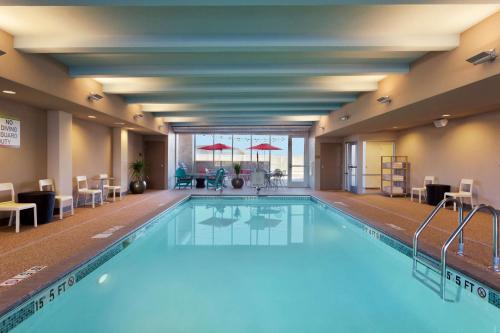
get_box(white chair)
[99,174,121,202]
[411,176,436,203]
[444,178,475,211]
[76,176,102,208]
[0,183,37,233]
[39,179,74,220]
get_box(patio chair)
[99,174,122,202]
[411,176,435,203]
[175,167,193,189]
[76,176,103,208]
[207,168,225,190]
[444,178,475,211]
[250,170,266,192]
[39,178,74,219]
[0,183,37,233]
[271,169,285,188]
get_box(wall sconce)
[0,50,5,56]
[377,96,391,104]
[88,92,104,102]
[433,118,448,128]
[133,113,144,121]
[466,49,496,65]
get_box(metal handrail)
[440,204,500,299]
[413,198,465,271]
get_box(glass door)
[345,142,358,193]
[288,135,307,187]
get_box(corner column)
[47,110,73,196]
[112,128,128,193]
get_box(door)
[320,143,343,190]
[345,142,358,193]
[288,135,307,187]
[362,141,395,190]
[144,140,166,190]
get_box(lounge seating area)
[411,176,476,209]
[174,165,288,191]
[0,175,124,233]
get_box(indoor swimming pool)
[6,196,500,333]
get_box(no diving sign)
[0,115,20,148]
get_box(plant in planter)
[231,163,244,189]
[129,159,147,194]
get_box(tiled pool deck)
[0,188,499,316]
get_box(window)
[175,133,306,183]
[194,134,213,172]
[270,135,288,174]
[252,135,270,169]
[233,134,252,170]
[213,134,232,168]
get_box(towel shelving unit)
[381,156,409,197]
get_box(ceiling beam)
[3,1,496,6]
[17,36,458,54]
[102,83,379,94]
[70,64,408,78]
[151,110,331,117]
[141,104,339,112]
[130,93,356,105]
[128,96,348,104]
[163,117,318,124]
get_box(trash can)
[426,184,451,206]
[18,191,56,224]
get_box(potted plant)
[231,163,244,189]
[129,159,147,194]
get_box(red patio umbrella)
[198,143,232,151]
[198,143,232,166]
[247,143,282,169]
[248,143,282,151]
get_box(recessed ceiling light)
[114,122,125,125]
[442,114,451,117]
[126,127,135,130]
[2,90,16,95]
[88,115,96,119]
[339,115,350,121]
[392,126,399,129]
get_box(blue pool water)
[11,197,500,332]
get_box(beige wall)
[0,98,46,194]
[72,118,112,187]
[128,131,144,166]
[396,109,500,207]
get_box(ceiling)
[0,2,498,126]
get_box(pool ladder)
[413,198,500,299]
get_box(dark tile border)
[2,194,500,333]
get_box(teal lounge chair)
[207,168,225,190]
[175,168,193,189]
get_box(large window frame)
[175,132,308,187]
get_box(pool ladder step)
[412,198,500,300]
[413,255,440,274]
